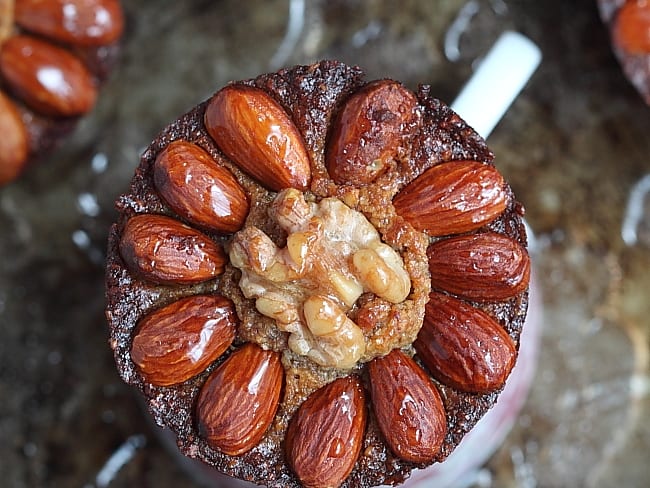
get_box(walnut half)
[229,188,411,369]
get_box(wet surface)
[1,0,649,487]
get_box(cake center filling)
[229,188,411,369]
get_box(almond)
[427,231,530,301]
[15,0,124,47]
[153,140,249,234]
[0,0,14,44]
[368,350,447,463]
[130,295,237,386]
[119,214,226,284]
[204,84,311,192]
[415,292,516,393]
[326,80,418,186]
[0,35,97,117]
[286,376,366,488]
[196,343,283,456]
[0,91,29,186]
[613,1,650,54]
[393,160,509,236]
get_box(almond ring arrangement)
[105,61,530,488]
[0,0,124,185]
[598,0,650,104]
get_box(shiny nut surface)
[229,188,413,369]
[613,0,650,54]
[196,343,283,456]
[427,231,530,301]
[153,140,249,233]
[15,0,124,46]
[119,214,226,284]
[0,0,14,43]
[204,84,311,192]
[415,292,516,393]
[0,91,29,186]
[0,35,97,117]
[326,80,417,186]
[285,376,367,488]
[131,295,237,386]
[368,349,447,463]
[394,160,509,236]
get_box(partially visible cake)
[0,0,124,185]
[598,0,650,104]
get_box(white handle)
[451,31,542,139]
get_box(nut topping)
[368,350,447,463]
[301,295,365,369]
[106,61,531,488]
[285,376,367,488]
[0,0,14,45]
[153,140,249,234]
[393,160,509,236]
[415,292,516,393]
[0,0,124,186]
[0,35,97,117]
[351,242,411,304]
[613,0,650,54]
[130,295,237,386]
[0,90,28,186]
[119,214,226,284]
[204,84,311,192]
[427,231,530,301]
[15,0,124,46]
[230,188,411,368]
[196,343,283,456]
[326,80,418,186]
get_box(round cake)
[598,0,650,104]
[105,60,530,488]
[0,0,124,186]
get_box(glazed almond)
[613,0,650,54]
[0,35,97,117]
[119,214,226,284]
[326,80,417,186]
[153,140,249,233]
[286,376,367,488]
[204,84,311,192]
[0,91,29,186]
[427,231,530,301]
[196,343,283,456]
[131,295,236,386]
[368,350,447,463]
[394,160,509,236]
[0,0,13,44]
[15,0,124,47]
[415,292,516,393]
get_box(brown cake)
[598,0,650,104]
[105,60,530,488]
[0,0,124,185]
